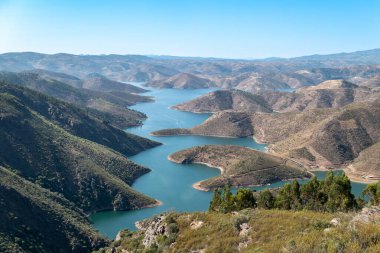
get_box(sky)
[0,0,379,59]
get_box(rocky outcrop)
[352,206,380,224]
[136,214,169,247]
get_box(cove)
[90,86,367,238]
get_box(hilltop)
[298,79,358,91]
[173,89,272,113]
[146,73,214,89]
[169,145,310,190]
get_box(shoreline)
[151,130,250,139]
[168,155,225,191]
[344,165,378,184]
[169,153,314,192]
[88,199,163,217]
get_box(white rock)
[190,220,204,230]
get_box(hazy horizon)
[2,47,380,61]
[1,0,379,58]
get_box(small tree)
[275,183,293,210]
[300,176,326,211]
[209,188,222,212]
[220,184,235,213]
[290,180,302,210]
[257,189,274,209]
[235,188,256,210]
[363,181,380,205]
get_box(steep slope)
[147,73,214,89]
[0,71,152,128]
[173,89,272,113]
[269,101,380,169]
[0,84,159,212]
[0,83,160,156]
[169,145,309,190]
[0,167,107,253]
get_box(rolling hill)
[146,73,214,89]
[173,80,379,114]
[0,71,152,128]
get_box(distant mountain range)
[1,49,380,91]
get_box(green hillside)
[0,83,158,212]
[0,166,107,253]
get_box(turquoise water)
[90,86,367,238]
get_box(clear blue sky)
[0,0,379,58]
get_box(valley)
[0,50,379,252]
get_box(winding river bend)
[91,86,367,238]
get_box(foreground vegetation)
[99,207,380,253]
[209,172,361,213]
[99,173,380,253]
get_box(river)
[91,86,367,238]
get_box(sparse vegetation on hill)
[173,80,379,114]
[155,99,380,180]
[169,145,310,190]
[147,73,214,89]
[173,89,272,113]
